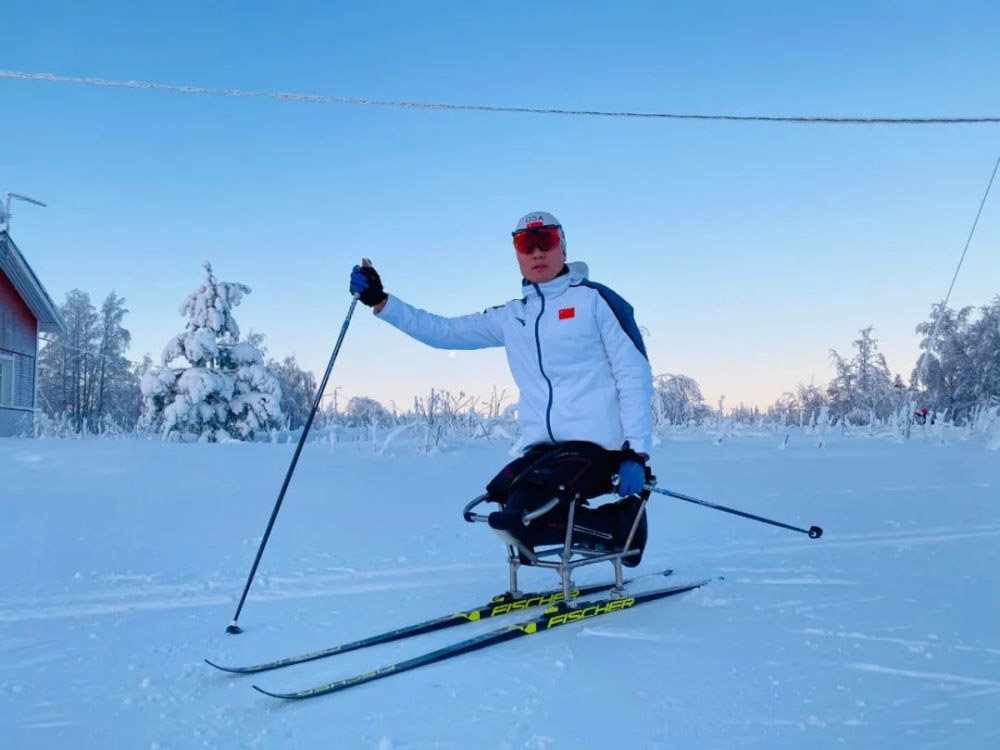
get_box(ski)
[205,569,672,674]
[251,577,709,700]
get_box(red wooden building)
[0,230,66,436]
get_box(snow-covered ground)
[1,432,998,749]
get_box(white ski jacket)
[376,262,654,456]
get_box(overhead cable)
[908,150,1000,434]
[940,152,1000,309]
[2,69,999,125]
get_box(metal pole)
[648,486,823,539]
[226,293,361,633]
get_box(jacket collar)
[522,261,589,299]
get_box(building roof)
[0,230,66,334]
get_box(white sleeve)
[594,294,654,456]
[375,294,505,350]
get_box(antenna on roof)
[0,192,47,231]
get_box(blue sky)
[3,1,999,411]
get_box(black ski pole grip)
[808,526,823,539]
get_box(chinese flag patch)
[558,307,575,320]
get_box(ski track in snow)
[700,527,1000,562]
[0,580,451,623]
[663,524,1000,563]
[2,436,998,749]
[797,628,1000,659]
[847,662,1000,691]
[576,626,691,643]
[798,627,933,653]
[0,561,497,606]
[734,577,860,585]
[0,564,498,623]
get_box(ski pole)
[647,486,823,539]
[226,267,367,634]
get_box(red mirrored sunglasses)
[512,226,562,255]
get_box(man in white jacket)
[350,211,654,565]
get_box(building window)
[0,354,13,407]
[14,354,34,408]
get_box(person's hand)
[350,263,387,307]
[616,459,647,497]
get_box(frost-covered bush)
[652,373,711,427]
[304,386,519,453]
[140,263,282,442]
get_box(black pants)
[485,442,627,548]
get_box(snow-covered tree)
[851,326,895,421]
[826,349,856,422]
[729,403,762,424]
[345,396,394,428]
[652,373,710,426]
[94,292,140,429]
[38,290,99,431]
[269,355,318,430]
[967,297,1000,408]
[38,289,141,432]
[795,380,828,425]
[140,263,282,442]
[913,298,1000,423]
[767,381,828,427]
[767,391,798,426]
[827,327,896,425]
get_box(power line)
[3,69,1000,125]
[941,152,1000,309]
[909,150,1000,431]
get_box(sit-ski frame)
[462,488,650,602]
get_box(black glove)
[350,264,388,307]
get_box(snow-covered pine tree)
[827,327,895,425]
[851,326,895,424]
[140,263,282,442]
[94,292,140,430]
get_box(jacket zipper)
[532,284,557,443]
